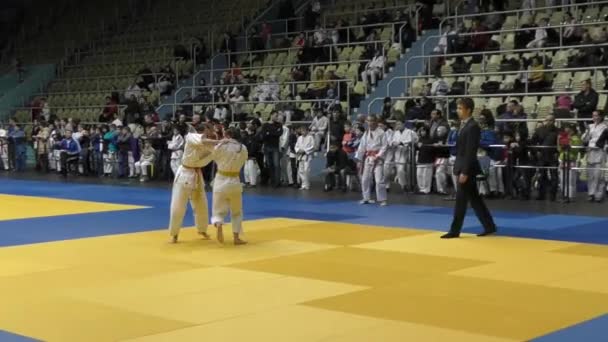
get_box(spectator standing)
[574,79,599,131]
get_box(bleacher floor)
[0,174,607,342]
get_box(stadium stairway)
[355,29,439,115]
[0,64,56,121]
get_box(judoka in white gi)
[209,128,249,245]
[391,121,418,191]
[295,125,316,190]
[355,115,388,205]
[168,124,218,243]
[167,127,185,176]
[379,120,395,191]
[582,111,608,202]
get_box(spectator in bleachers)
[134,140,156,182]
[360,50,385,88]
[394,11,416,50]
[528,57,547,91]
[527,17,549,48]
[563,12,582,45]
[451,56,470,74]
[260,22,272,49]
[99,96,117,123]
[220,31,236,57]
[484,4,503,31]
[470,19,491,55]
[574,79,599,131]
[293,32,306,47]
[531,115,559,201]
[522,0,536,15]
[582,110,608,203]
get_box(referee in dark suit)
[442,98,497,239]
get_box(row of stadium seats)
[410,70,607,96]
[45,89,160,107]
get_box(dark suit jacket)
[453,118,482,176]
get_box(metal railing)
[157,97,345,122]
[366,91,608,118]
[439,0,608,34]
[386,65,608,101]
[322,3,417,25]
[422,20,608,60]
[240,20,411,47]
[400,42,608,87]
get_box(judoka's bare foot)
[215,223,224,244]
[198,232,211,240]
[234,233,248,245]
[170,235,178,244]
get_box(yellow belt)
[218,170,240,178]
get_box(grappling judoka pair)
[167,125,248,245]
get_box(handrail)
[323,3,416,25]
[238,20,411,46]
[54,72,171,82]
[204,39,389,86]
[178,78,354,92]
[156,97,340,122]
[212,39,390,61]
[390,65,608,84]
[439,0,608,34]
[397,42,608,94]
[366,90,608,115]
[63,56,178,70]
[199,58,372,77]
[422,20,608,60]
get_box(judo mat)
[1,178,607,342]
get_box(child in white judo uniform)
[168,124,218,243]
[209,128,249,245]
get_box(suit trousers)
[449,176,496,234]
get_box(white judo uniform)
[295,133,315,190]
[582,122,608,201]
[168,133,215,239]
[210,140,248,236]
[355,127,388,203]
[167,133,185,176]
[392,127,418,190]
[382,128,395,190]
[0,129,8,170]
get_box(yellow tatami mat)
[0,194,146,221]
[0,218,607,341]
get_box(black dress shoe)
[477,227,497,237]
[441,232,460,239]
